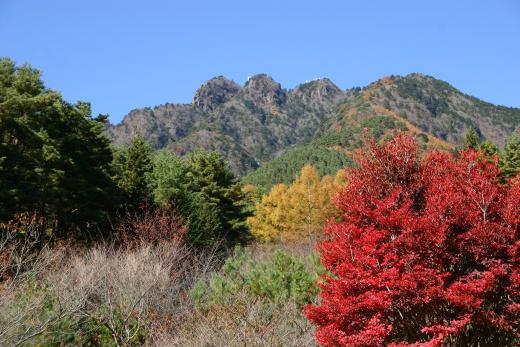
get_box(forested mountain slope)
[316,73,520,149]
[110,75,344,174]
[110,73,520,176]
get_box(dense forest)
[1,58,520,346]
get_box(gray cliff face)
[290,78,344,105]
[193,76,241,112]
[109,73,520,175]
[109,74,345,175]
[241,74,287,113]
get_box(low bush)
[172,291,318,347]
[114,204,188,249]
[0,212,52,282]
[0,207,324,346]
[192,246,325,309]
[0,243,220,346]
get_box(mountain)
[315,74,520,149]
[109,74,344,174]
[109,73,520,176]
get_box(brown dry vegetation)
[0,211,320,347]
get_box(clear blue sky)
[1,0,519,123]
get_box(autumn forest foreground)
[1,59,520,346]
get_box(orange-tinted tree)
[248,165,346,242]
[305,135,520,346]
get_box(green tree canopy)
[113,135,153,209]
[500,132,520,178]
[0,58,117,234]
[479,139,499,158]
[242,144,352,193]
[148,150,250,247]
[464,127,480,149]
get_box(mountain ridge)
[109,73,520,175]
[109,73,345,174]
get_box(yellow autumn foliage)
[247,165,347,242]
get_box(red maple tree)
[305,135,520,346]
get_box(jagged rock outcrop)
[193,76,241,112]
[109,73,520,176]
[109,74,344,175]
[242,74,287,113]
[290,78,344,105]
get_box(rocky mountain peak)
[291,78,344,104]
[111,72,520,176]
[193,76,241,112]
[242,74,287,110]
[405,72,428,80]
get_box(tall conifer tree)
[0,58,117,234]
[464,126,480,149]
[113,135,153,209]
[500,132,520,178]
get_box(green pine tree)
[185,151,250,244]
[479,140,499,158]
[0,58,118,234]
[113,135,153,209]
[148,150,250,247]
[464,127,480,149]
[500,132,520,178]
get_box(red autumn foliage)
[115,204,188,249]
[305,134,520,346]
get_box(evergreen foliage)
[191,246,325,309]
[148,150,250,247]
[464,127,480,149]
[113,135,153,209]
[500,132,520,178]
[0,58,117,234]
[242,145,351,192]
[480,139,499,158]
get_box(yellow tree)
[248,165,347,242]
[247,183,289,241]
[333,167,348,187]
[284,165,326,240]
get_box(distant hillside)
[109,73,520,176]
[316,74,520,149]
[109,75,344,175]
[242,145,352,192]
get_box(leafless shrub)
[57,240,222,343]
[0,246,78,347]
[114,205,188,250]
[168,289,317,347]
[0,213,73,346]
[0,241,221,346]
[0,209,319,346]
[0,212,51,283]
